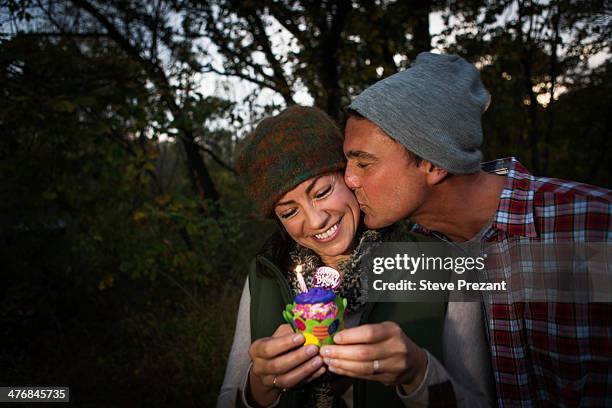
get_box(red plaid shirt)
[415,157,612,407]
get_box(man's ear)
[418,160,448,185]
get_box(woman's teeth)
[315,222,338,240]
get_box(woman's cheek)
[340,187,360,213]
[285,220,310,246]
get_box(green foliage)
[0,1,610,406]
[122,194,249,286]
[0,35,259,404]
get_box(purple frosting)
[295,287,336,304]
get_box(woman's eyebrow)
[275,199,295,207]
[276,176,325,207]
[305,175,325,195]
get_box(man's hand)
[319,321,427,395]
[247,324,326,406]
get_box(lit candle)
[295,264,308,293]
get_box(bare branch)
[69,0,177,111]
[9,31,109,37]
[265,3,308,46]
[197,144,236,174]
[202,64,274,91]
[240,6,294,104]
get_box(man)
[341,52,611,407]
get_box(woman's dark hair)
[255,218,293,277]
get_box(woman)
[217,106,493,407]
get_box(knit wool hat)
[349,52,490,173]
[234,106,346,217]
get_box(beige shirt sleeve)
[216,279,281,408]
[216,279,254,408]
[396,301,496,407]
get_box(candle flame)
[294,264,307,293]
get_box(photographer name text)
[372,279,507,292]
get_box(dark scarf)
[285,229,382,408]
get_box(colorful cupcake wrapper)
[282,297,348,346]
[291,301,339,321]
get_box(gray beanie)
[349,52,490,174]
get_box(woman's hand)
[247,324,326,407]
[319,321,427,395]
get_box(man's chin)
[364,214,392,230]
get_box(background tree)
[441,0,611,181]
[189,0,446,120]
[0,9,253,405]
[0,0,609,406]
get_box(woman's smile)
[312,217,342,243]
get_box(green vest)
[249,252,447,408]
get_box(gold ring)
[373,359,381,374]
[272,376,286,392]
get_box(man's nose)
[344,168,360,190]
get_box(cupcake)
[283,287,347,347]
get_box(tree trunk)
[318,0,352,121]
[517,0,540,174]
[409,0,431,61]
[542,4,560,176]
[181,129,220,205]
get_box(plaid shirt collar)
[482,157,539,239]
